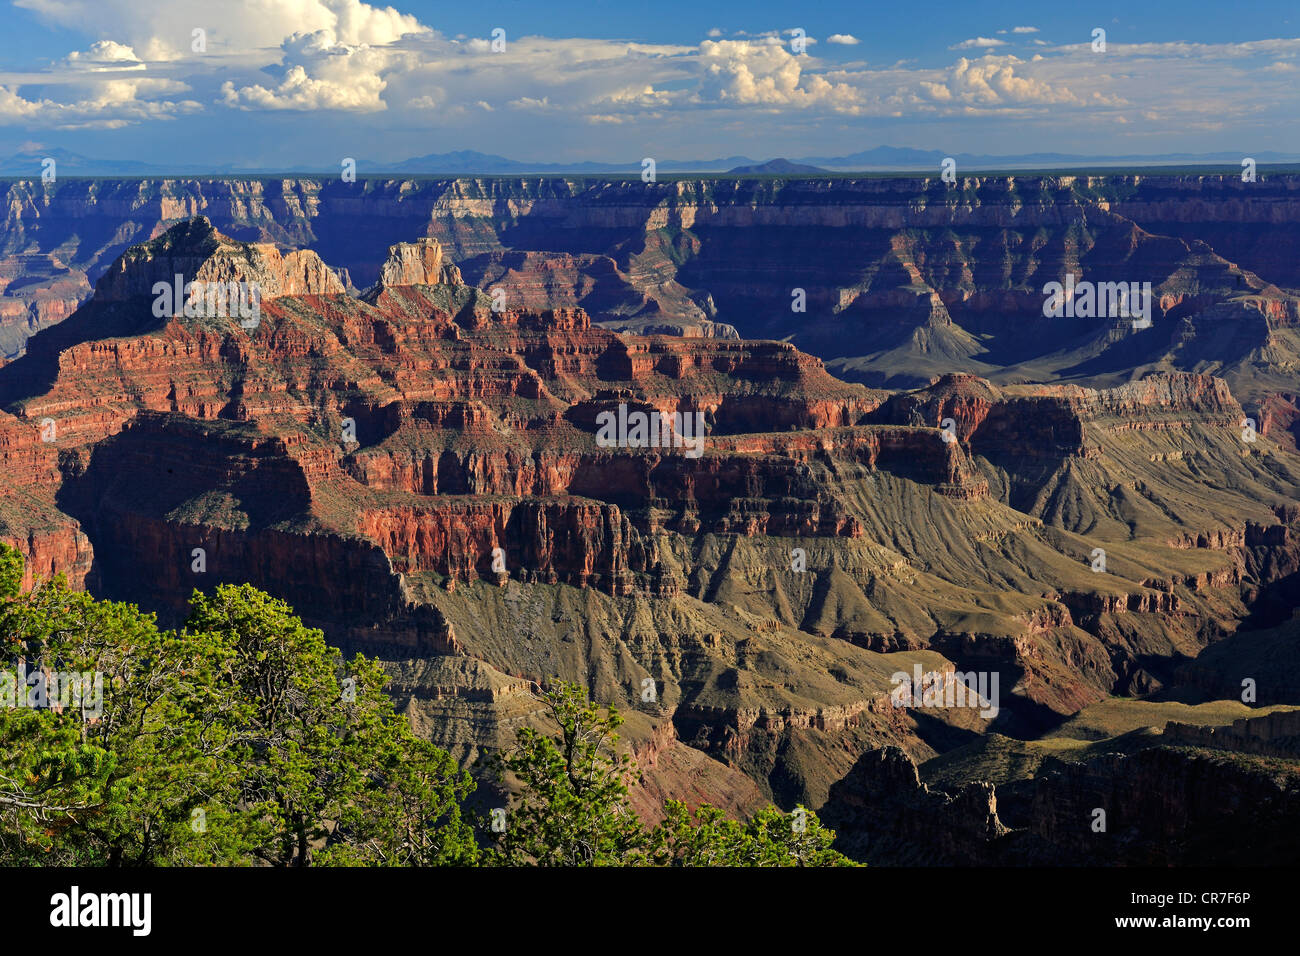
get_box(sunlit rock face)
[1,194,1298,853]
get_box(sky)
[0,0,1296,168]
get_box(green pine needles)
[0,543,854,867]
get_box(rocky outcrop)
[1023,748,1300,865]
[824,741,1300,865]
[374,237,462,288]
[820,746,1010,864]
[358,498,643,590]
[1163,708,1300,758]
[4,176,1297,405]
[1,214,1297,829]
[95,217,346,302]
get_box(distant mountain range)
[727,158,826,174]
[1,146,1296,177]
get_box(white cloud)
[221,31,404,110]
[0,78,199,128]
[16,0,427,59]
[698,38,800,103]
[950,37,1006,50]
[923,54,1088,106]
[0,0,1294,156]
[694,38,861,109]
[0,86,45,121]
[64,41,145,72]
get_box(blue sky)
[0,0,1296,167]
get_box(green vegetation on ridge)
[0,544,851,867]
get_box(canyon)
[0,175,1298,863]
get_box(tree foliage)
[487,681,855,867]
[181,585,477,866]
[0,543,22,600]
[487,682,648,865]
[0,547,853,867]
[0,559,209,865]
[650,802,852,867]
[0,566,476,866]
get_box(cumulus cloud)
[221,32,401,110]
[64,41,145,71]
[694,38,861,109]
[698,38,802,103]
[16,0,427,59]
[0,77,199,128]
[0,0,425,127]
[1012,26,1039,34]
[826,34,860,46]
[923,54,1086,106]
[0,86,45,121]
